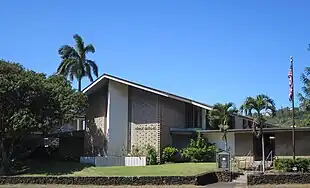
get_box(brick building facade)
[82,74,310,160]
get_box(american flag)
[288,57,293,101]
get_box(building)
[81,74,310,161]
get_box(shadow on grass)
[11,160,92,176]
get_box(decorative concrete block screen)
[130,124,160,153]
[80,156,146,167]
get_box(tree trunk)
[223,133,228,151]
[261,127,265,172]
[0,139,9,175]
[78,78,82,92]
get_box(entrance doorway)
[253,133,275,161]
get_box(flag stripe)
[288,62,293,101]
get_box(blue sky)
[1,0,310,108]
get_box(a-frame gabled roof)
[82,73,213,110]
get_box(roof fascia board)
[192,101,213,110]
[82,75,105,94]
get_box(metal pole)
[290,56,296,160]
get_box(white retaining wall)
[80,156,146,167]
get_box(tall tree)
[0,60,88,175]
[208,102,238,151]
[298,66,310,127]
[298,67,310,111]
[240,94,276,171]
[57,34,98,91]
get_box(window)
[185,104,202,128]
[205,110,210,129]
[228,115,235,129]
[242,119,246,128]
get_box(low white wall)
[80,156,146,167]
[204,132,235,155]
[95,156,125,166]
[125,157,147,166]
[80,156,95,164]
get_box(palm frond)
[85,44,95,54]
[63,59,79,81]
[86,60,98,77]
[209,102,236,129]
[228,106,238,114]
[84,63,94,82]
[68,64,82,81]
[240,97,255,116]
[73,34,85,56]
[57,59,68,74]
[57,34,97,88]
[58,45,79,59]
[241,94,276,136]
[57,58,76,76]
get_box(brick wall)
[85,86,108,156]
[128,87,187,156]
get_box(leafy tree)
[297,66,310,127]
[57,34,98,91]
[181,132,217,162]
[0,60,88,175]
[208,102,238,151]
[298,67,310,111]
[239,94,276,171]
[265,107,304,127]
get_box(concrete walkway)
[204,182,246,188]
[204,183,310,188]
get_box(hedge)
[275,158,310,172]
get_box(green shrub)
[181,133,218,162]
[129,145,144,157]
[145,145,158,165]
[162,146,179,163]
[275,158,310,172]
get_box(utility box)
[217,151,230,171]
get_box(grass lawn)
[18,161,216,176]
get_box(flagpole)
[290,56,296,160]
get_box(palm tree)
[57,34,98,91]
[208,102,238,151]
[240,94,276,172]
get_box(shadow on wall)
[84,118,108,156]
